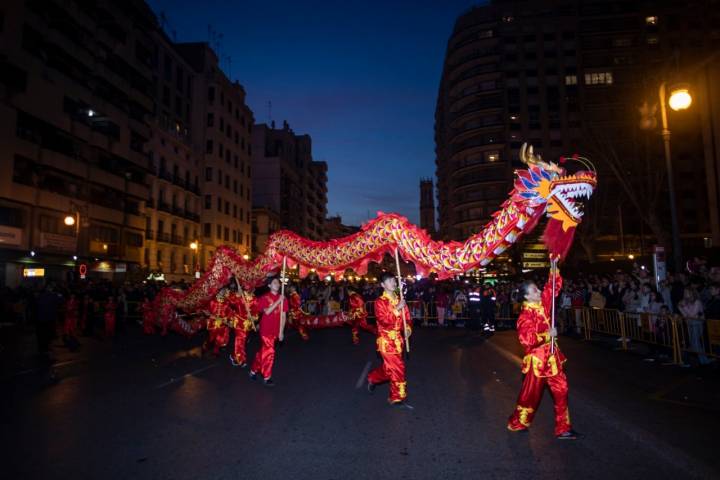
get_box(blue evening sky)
[147,0,481,226]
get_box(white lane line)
[355,361,372,389]
[485,339,717,479]
[153,363,217,390]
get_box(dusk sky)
[147,0,481,226]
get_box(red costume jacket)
[374,291,411,355]
[254,292,289,338]
[349,292,376,335]
[517,272,566,378]
[228,291,257,331]
[208,296,230,329]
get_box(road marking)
[153,363,217,390]
[485,338,718,479]
[355,361,372,389]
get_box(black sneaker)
[229,354,239,367]
[367,381,376,394]
[249,371,258,381]
[390,401,414,410]
[263,378,275,387]
[556,430,581,440]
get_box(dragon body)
[155,145,596,320]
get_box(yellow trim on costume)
[395,381,407,399]
[522,353,562,378]
[517,405,535,427]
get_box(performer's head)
[379,272,397,292]
[520,280,541,303]
[267,275,282,293]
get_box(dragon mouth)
[549,176,596,221]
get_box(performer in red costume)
[507,264,579,439]
[203,289,231,356]
[63,293,79,337]
[286,285,310,341]
[249,276,288,387]
[227,285,257,367]
[104,296,117,338]
[348,289,376,344]
[141,296,156,335]
[367,272,412,408]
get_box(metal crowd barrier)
[576,307,719,365]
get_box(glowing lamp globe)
[64,215,76,226]
[668,88,692,111]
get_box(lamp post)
[64,202,84,258]
[658,82,692,273]
[190,241,199,278]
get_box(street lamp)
[190,240,200,278]
[64,215,76,226]
[658,82,692,273]
[668,87,692,111]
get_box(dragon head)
[512,143,597,231]
[511,143,597,258]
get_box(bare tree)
[580,125,670,250]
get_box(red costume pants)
[507,370,572,436]
[231,327,249,364]
[143,316,156,335]
[204,327,230,355]
[367,352,407,403]
[64,316,77,337]
[104,314,116,338]
[251,334,277,379]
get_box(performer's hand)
[278,330,284,342]
[397,299,407,311]
[405,327,412,338]
[549,327,558,338]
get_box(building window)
[225,201,229,215]
[207,113,214,127]
[216,224,222,239]
[206,140,213,154]
[233,180,238,193]
[208,87,215,104]
[233,204,237,217]
[645,16,658,25]
[205,167,213,181]
[218,143,224,158]
[240,208,244,222]
[204,195,212,209]
[584,72,613,85]
[225,175,230,188]
[224,227,229,241]
[204,223,211,237]
[485,151,500,163]
[218,169,222,185]
[217,197,222,212]
[564,75,577,85]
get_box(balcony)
[145,229,155,240]
[157,231,171,243]
[157,201,171,213]
[171,234,183,245]
[158,169,173,183]
[172,205,185,217]
[172,174,186,189]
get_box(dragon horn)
[519,142,542,165]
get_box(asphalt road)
[2,326,719,479]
